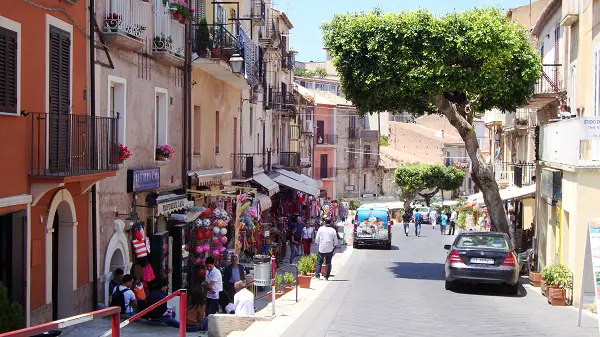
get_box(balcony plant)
[541,264,573,306]
[283,272,295,293]
[156,144,175,161]
[170,0,195,24]
[154,34,173,51]
[210,27,223,59]
[116,143,132,164]
[195,18,211,57]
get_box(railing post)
[271,255,276,316]
[179,289,187,337]
[111,311,120,337]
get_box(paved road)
[284,224,599,337]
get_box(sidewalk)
[229,244,354,337]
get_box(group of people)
[401,208,459,236]
[288,216,339,281]
[108,255,256,331]
[287,216,316,264]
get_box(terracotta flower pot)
[268,291,283,302]
[156,153,165,161]
[298,274,311,289]
[547,287,566,306]
[284,286,295,293]
[541,279,548,296]
[529,271,541,287]
[211,48,222,59]
[172,12,183,22]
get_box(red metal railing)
[0,307,121,337]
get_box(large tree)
[322,8,541,234]
[394,164,465,208]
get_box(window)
[0,25,18,115]
[154,88,168,150]
[320,154,328,178]
[108,76,126,145]
[456,235,508,250]
[249,106,253,136]
[215,111,220,154]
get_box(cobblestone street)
[284,224,599,337]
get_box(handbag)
[142,264,156,283]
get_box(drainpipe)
[183,21,191,190]
[89,0,99,309]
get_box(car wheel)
[507,283,519,295]
[445,280,455,291]
[386,242,392,250]
[353,241,359,249]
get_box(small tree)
[395,164,465,207]
[195,18,211,55]
[0,281,24,333]
[314,67,328,78]
[322,8,541,235]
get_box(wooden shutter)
[48,26,71,173]
[320,154,327,178]
[0,26,18,114]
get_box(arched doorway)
[46,190,77,320]
[103,219,131,306]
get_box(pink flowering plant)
[171,0,195,19]
[156,144,175,160]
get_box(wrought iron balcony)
[317,167,336,179]
[316,134,337,145]
[259,18,278,47]
[270,91,297,113]
[231,153,260,180]
[103,0,149,51]
[153,3,185,66]
[535,64,564,95]
[29,112,119,177]
[250,0,266,26]
[279,152,300,169]
[193,24,240,60]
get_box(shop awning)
[188,168,232,186]
[268,172,320,197]
[469,184,536,205]
[275,169,318,189]
[156,194,194,216]
[252,173,279,197]
[255,193,272,211]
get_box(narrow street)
[284,224,599,337]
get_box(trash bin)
[253,255,271,287]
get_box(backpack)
[111,286,128,314]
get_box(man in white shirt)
[449,209,458,235]
[429,209,438,230]
[314,220,337,281]
[204,257,223,317]
[233,280,255,316]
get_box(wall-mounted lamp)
[229,54,244,74]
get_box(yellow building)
[535,0,600,307]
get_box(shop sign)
[157,198,193,216]
[583,118,600,140]
[127,168,160,193]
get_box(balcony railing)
[29,112,119,177]
[498,162,535,187]
[317,167,336,179]
[280,152,300,168]
[316,134,337,145]
[232,153,258,179]
[539,117,600,167]
[251,0,266,25]
[484,110,503,125]
[193,24,240,59]
[153,3,185,59]
[535,64,564,95]
[301,120,314,134]
[282,51,294,70]
[104,0,148,42]
[270,91,297,113]
[503,109,537,129]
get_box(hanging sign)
[127,168,160,193]
[157,198,193,216]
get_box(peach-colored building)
[0,0,119,325]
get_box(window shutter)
[0,26,18,114]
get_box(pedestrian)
[429,208,438,230]
[449,209,458,235]
[413,211,422,237]
[233,280,255,316]
[314,219,337,281]
[204,257,222,317]
[110,274,137,316]
[402,209,412,236]
[440,213,448,235]
[223,254,245,300]
[302,222,314,256]
[145,278,179,328]
[131,264,148,312]
[109,268,124,303]
[288,227,300,264]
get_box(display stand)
[577,218,600,334]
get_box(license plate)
[470,258,494,265]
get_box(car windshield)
[455,235,509,250]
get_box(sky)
[281,0,533,62]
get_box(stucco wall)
[388,123,445,163]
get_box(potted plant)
[170,0,195,24]
[543,264,572,306]
[195,18,211,57]
[529,269,542,287]
[283,272,295,293]
[116,143,131,164]
[211,27,223,59]
[297,256,312,289]
[154,35,172,51]
[308,254,318,275]
[268,274,284,302]
[156,144,175,161]
[540,265,554,296]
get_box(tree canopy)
[322,7,541,234]
[321,8,540,116]
[295,67,328,79]
[394,164,465,207]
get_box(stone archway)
[102,219,131,306]
[46,189,77,320]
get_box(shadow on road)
[354,245,399,250]
[387,262,446,280]
[450,281,528,298]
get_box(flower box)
[156,144,174,161]
[283,285,295,294]
[541,279,547,296]
[547,287,566,306]
[529,271,541,287]
[297,274,311,289]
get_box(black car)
[444,232,520,294]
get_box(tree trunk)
[433,96,509,235]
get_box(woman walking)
[302,222,314,255]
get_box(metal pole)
[179,289,187,337]
[271,255,276,316]
[111,312,120,337]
